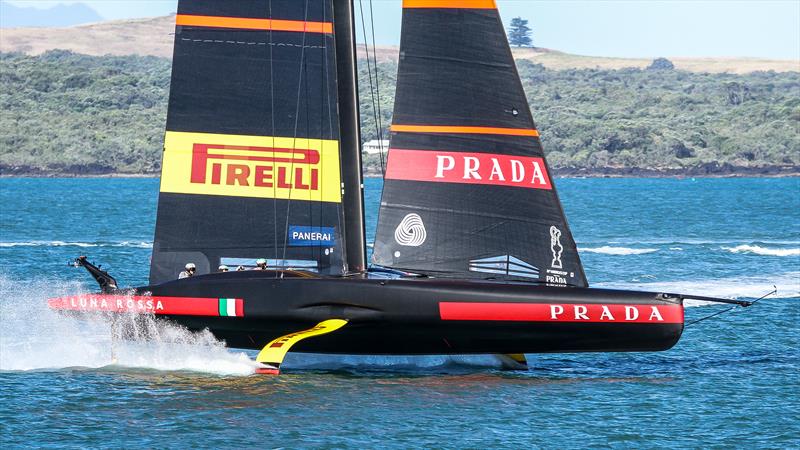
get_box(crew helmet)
[185,263,196,270]
[256,258,267,265]
[218,265,229,272]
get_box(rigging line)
[357,0,385,176]
[281,0,312,273]
[319,2,328,270]
[268,0,279,278]
[322,1,343,274]
[302,30,315,268]
[685,286,777,327]
[368,0,386,177]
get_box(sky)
[5,0,800,59]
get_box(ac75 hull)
[49,271,685,355]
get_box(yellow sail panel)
[160,131,342,203]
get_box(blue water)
[1,177,799,448]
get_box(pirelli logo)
[160,131,341,203]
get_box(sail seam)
[391,125,539,136]
[179,38,324,49]
[399,53,511,69]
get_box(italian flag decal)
[218,298,244,317]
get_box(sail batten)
[175,14,334,33]
[391,125,539,136]
[403,0,497,9]
[372,2,588,287]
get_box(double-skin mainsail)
[149,0,366,284]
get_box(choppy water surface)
[1,177,798,448]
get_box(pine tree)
[508,17,532,48]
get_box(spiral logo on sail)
[395,213,427,247]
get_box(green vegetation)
[516,60,799,174]
[0,51,168,174]
[2,51,798,176]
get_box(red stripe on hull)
[47,295,244,317]
[439,302,683,324]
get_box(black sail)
[372,0,588,287]
[150,0,357,284]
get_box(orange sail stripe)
[403,0,497,8]
[391,124,539,137]
[175,14,333,34]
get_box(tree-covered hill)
[0,51,169,174]
[1,51,798,177]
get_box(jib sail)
[371,0,588,287]
[150,0,363,284]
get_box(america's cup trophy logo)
[550,226,563,269]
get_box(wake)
[594,271,800,305]
[0,240,152,248]
[0,276,257,375]
[579,246,658,255]
[0,276,505,375]
[574,242,799,257]
[722,245,800,257]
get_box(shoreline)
[2,171,798,179]
[2,162,798,179]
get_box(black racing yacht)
[49,0,750,374]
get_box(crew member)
[178,263,196,279]
[255,258,268,270]
[218,265,229,272]
[236,265,246,271]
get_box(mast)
[333,0,367,273]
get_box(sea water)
[1,177,798,448]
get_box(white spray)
[0,276,258,375]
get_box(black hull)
[124,271,684,355]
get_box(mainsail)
[372,0,588,287]
[150,0,364,284]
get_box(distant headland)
[1,16,797,178]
